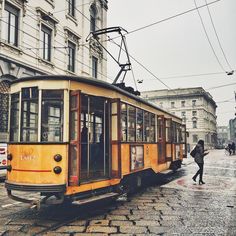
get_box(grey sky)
[107,0,236,126]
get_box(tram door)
[80,94,110,181]
[157,116,166,163]
[165,118,172,162]
[181,124,187,158]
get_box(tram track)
[1,197,118,236]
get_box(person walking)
[192,140,209,185]
[228,142,232,155]
[231,142,235,155]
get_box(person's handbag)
[190,146,197,157]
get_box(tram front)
[5,79,69,206]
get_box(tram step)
[73,192,119,205]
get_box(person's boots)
[192,176,197,182]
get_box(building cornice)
[144,91,217,108]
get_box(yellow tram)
[5,75,186,206]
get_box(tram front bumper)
[5,180,66,193]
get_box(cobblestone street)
[0,149,235,235]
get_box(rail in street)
[0,149,235,235]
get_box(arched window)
[90,4,97,32]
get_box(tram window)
[181,126,186,143]
[128,105,135,142]
[177,124,182,142]
[150,113,156,142]
[70,111,78,140]
[121,103,127,141]
[165,119,172,142]
[21,87,38,142]
[136,108,143,142]
[157,117,163,140]
[144,111,150,142]
[89,97,104,143]
[172,122,177,143]
[41,90,64,142]
[10,93,19,141]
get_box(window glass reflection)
[41,90,63,142]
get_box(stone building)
[229,118,236,142]
[0,0,108,142]
[217,126,228,147]
[141,87,217,151]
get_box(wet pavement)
[0,149,235,235]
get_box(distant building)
[0,0,108,142]
[229,118,236,142]
[217,126,228,147]
[141,87,217,151]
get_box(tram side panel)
[7,144,68,185]
[120,143,174,178]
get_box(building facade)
[217,126,229,148]
[229,118,236,142]
[0,0,108,142]
[141,87,217,151]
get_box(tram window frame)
[136,108,143,142]
[70,94,78,141]
[172,121,181,143]
[120,102,156,143]
[41,90,64,142]
[149,113,156,142]
[157,116,164,141]
[144,111,150,142]
[177,123,182,143]
[172,122,176,143]
[127,105,136,142]
[10,93,20,142]
[165,119,172,143]
[20,87,39,142]
[121,103,127,142]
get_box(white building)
[217,125,228,147]
[229,118,236,142]
[141,87,217,151]
[0,0,108,142]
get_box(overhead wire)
[204,0,233,71]
[108,0,221,41]
[2,0,231,91]
[105,0,224,89]
[156,71,235,80]
[207,82,236,90]
[216,97,235,103]
[0,13,113,81]
[0,2,113,80]
[109,39,172,89]
[193,0,226,72]
[0,1,91,19]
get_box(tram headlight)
[54,154,62,162]
[53,166,62,174]
[7,154,12,161]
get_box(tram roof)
[13,75,182,121]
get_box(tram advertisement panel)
[130,145,144,171]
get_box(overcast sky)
[107,0,236,126]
